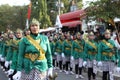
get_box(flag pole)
[26,1,32,29]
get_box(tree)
[31,0,52,28]
[0,4,27,31]
[85,0,120,21]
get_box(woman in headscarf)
[13,18,53,80]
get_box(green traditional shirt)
[71,39,85,59]
[84,40,98,61]
[118,50,120,67]
[8,39,21,70]
[98,39,118,61]
[6,39,14,61]
[50,41,55,56]
[1,39,12,57]
[62,39,72,56]
[17,34,53,73]
[0,40,3,55]
[55,40,63,54]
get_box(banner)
[26,2,32,28]
[27,2,32,20]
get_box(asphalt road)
[55,69,102,80]
[0,67,102,80]
[0,67,8,80]
[3,67,120,80]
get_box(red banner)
[27,2,32,20]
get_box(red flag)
[27,2,32,20]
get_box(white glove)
[10,61,12,64]
[83,61,87,67]
[116,67,120,73]
[0,54,2,58]
[93,60,97,65]
[54,52,57,55]
[71,56,74,61]
[47,68,53,77]
[109,72,114,80]
[7,69,14,76]
[13,71,21,80]
[5,61,10,68]
[117,59,119,63]
[1,57,5,62]
[61,53,65,58]
[98,61,102,67]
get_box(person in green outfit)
[83,31,98,80]
[49,36,56,68]
[6,28,23,80]
[112,31,120,77]
[4,31,15,71]
[98,29,118,80]
[0,31,13,70]
[23,28,30,36]
[62,32,73,74]
[52,33,59,69]
[54,33,65,72]
[71,32,85,79]
[13,18,53,80]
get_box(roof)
[59,9,85,28]
[60,9,85,23]
[62,21,81,28]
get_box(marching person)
[24,28,30,36]
[4,31,15,71]
[54,33,65,72]
[62,32,73,74]
[12,18,53,80]
[6,28,23,80]
[98,29,118,80]
[49,36,56,68]
[83,31,98,80]
[0,31,12,70]
[115,31,120,67]
[112,31,120,77]
[53,34,59,69]
[71,32,85,79]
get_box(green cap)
[30,18,39,26]
[104,29,110,34]
[76,32,81,36]
[16,28,23,33]
[88,31,94,36]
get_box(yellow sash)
[102,40,113,49]
[66,40,72,47]
[75,40,83,50]
[26,35,45,61]
[87,41,97,51]
[59,40,63,45]
[13,39,21,45]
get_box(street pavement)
[55,69,102,80]
[0,67,102,80]
[1,67,120,80]
[0,67,8,80]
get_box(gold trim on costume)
[26,35,45,61]
[87,41,97,51]
[102,40,113,49]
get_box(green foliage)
[86,0,120,21]
[76,0,83,9]
[0,4,27,31]
[31,0,52,28]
